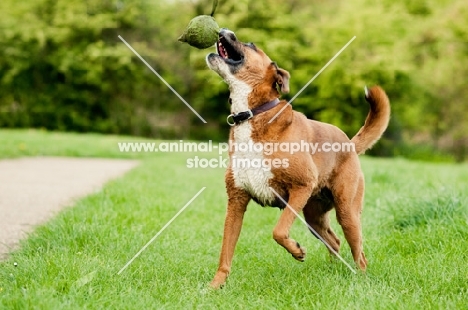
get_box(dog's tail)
[351,86,390,155]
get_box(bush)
[0,0,467,161]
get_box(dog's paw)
[209,281,225,290]
[292,242,306,262]
[209,271,228,289]
[357,252,368,271]
[209,279,225,290]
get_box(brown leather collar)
[226,98,280,126]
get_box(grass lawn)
[0,129,467,309]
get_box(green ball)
[178,15,220,49]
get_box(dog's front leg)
[272,186,313,261]
[210,185,250,289]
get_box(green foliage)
[0,0,467,160]
[0,0,194,137]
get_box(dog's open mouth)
[217,35,243,64]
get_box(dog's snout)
[219,28,237,42]
[227,32,237,42]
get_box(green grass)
[1,129,468,309]
[0,128,155,159]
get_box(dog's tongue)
[217,41,228,58]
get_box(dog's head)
[206,29,290,102]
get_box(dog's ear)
[276,68,290,94]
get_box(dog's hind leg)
[333,165,368,270]
[210,185,250,289]
[272,186,313,261]
[303,197,341,255]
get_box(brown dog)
[206,29,390,288]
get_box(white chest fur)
[228,80,275,205]
[231,123,275,205]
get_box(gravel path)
[0,157,138,259]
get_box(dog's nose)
[219,28,237,41]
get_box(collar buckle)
[226,110,253,126]
[226,98,280,126]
